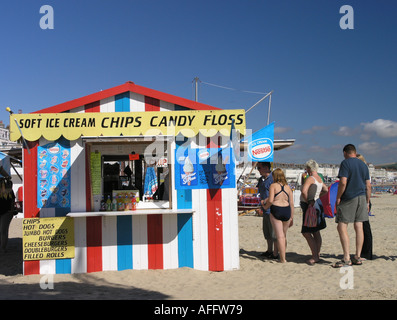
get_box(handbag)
[303,204,318,228]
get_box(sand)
[1,194,396,300]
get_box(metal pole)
[6,107,30,154]
[10,161,22,182]
[14,118,30,154]
[194,77,200,102]
[245,90,273,114]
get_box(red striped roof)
[34,81,220,114]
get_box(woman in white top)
[300,160,328,265]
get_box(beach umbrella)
[0,151,11,178]
[329,181,339,216]
[319,181,339,218]
[0,151,13,200]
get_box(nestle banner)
[247,122,274,162]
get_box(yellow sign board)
[22,217,75,261]
[10,109,246,141]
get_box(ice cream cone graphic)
[183,157,194,186]
[215,155,228,186]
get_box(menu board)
[90,152,102,195]
[37,141,71,208]
[23,217,75,261]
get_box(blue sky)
[1,0,396,165]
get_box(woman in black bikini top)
[274,184,289,200]
[271,184,291,221]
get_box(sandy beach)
[1,193,396,300]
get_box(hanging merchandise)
[143,167,158,198]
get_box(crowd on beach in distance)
[257,144,373,267]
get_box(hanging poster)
[175,147,235,190]
[37,140,71,208]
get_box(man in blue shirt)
[334,144,371,267]
[257,162,277,259]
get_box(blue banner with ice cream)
[246,122,274,162]
[37,139,71,208]
[175,147,235,190]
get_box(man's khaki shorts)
[336,195,369,224]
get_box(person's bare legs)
[272,239,279,257]
[337,222,350,261]
[313,231,322,257]
[303,232,321,264]
[282,220,290,260]
[354,222,364,259]
[270,215,288,263]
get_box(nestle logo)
[249,138,273,160]
[252,145,271,156]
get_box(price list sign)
[23,217,75,261]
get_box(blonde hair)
[305,159,319,172]
[356,154,367,165]
[272,168,288,185]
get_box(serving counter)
[67,209,194,217]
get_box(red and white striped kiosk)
[10,81,246,275]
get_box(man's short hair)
[343,144,356,154]
[257,162,271,170]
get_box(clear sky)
[1,0,396,165]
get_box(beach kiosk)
[9,81,246,275]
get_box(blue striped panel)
[55,137,72,273]
[114,92,130,270]
[115,92,130,112]
[177,189,192,209]
[176,137,194,268]
[55,137,71,217]
[56,259,72,274]
[117,215,133,270]
[177,212,193,268]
